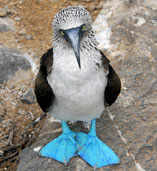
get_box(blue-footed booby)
[35,6,121,168]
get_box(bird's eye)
[60,30,65,36]
[81,25,87,31]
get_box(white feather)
[47,46,108,121]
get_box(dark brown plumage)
[34,48,54,112]
[100,51,121,106]
[105,64,121,106]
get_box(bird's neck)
[52,43,102,75]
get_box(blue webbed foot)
[78,134,120,168]
[76,132,88,151]
[77,120,120,168]
[40,121,77,164]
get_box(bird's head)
[52,6,94,69]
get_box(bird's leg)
[77,119,120,168]
[83,121,90,130]
[40,121,77,164]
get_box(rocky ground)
[0,0,157,170]
[0,0,103,170]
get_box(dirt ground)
[0,0,103,58]
[0,0,103,170]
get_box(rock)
[15,17,21,21]
[135,145,153,161]
[0,18,15,32]
[25,34,33,40]
[20,88,36,104]
[17,116,131,171]
[135,144,157,170]
[151,30,157,43]
[133,16,146,27]
[0,116,3,123]
[152,138,157,151]
[151,45,157,60]
[0,24,10,32]
[0,6,12,17]
[0,46,31,84]
[151,16,157,25]
[144,0,157,10]
[19,0,25,4]
[19,29,33,40]
[19,28,26,35]
[0,8,8,17]
[17,0,157,170]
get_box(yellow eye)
[60,30,65,36]
[82,25,87,31]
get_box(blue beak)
[64,27,81,69]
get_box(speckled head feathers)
[52,6,92,31]
[52,6,98,49]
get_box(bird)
[34,6,121,168]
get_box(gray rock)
[144,0,157,10]
[20,88,36,104]
[152,138,157,151]
[0,116,3,123]
[0,24,10,32]
[0,46,31,84]
[135,145,153,161]
[151,16,157,25]
[0,18,15,32]
[17,0,157,170]
[151,45,157,60]
[151,30,157,43]
[17,116,131,171]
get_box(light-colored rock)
[19,28,26,35]
[133,16,146,27]
[0,24,10,32]
[0,8,8,17]
[151,16,157,25]
[15,17,21,21]
[0,46,31,83]
[25,34,33,40]
[144,0,157,10]
[19,0,25,4]
[93,9,112,50]
[0,18,15,32]
[151,45,157,61]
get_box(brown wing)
[100,51,121,106]
[34,48,55,112]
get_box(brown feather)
[100,51,121,106]
[34,48,54,112]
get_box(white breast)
[47,46,108,121]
